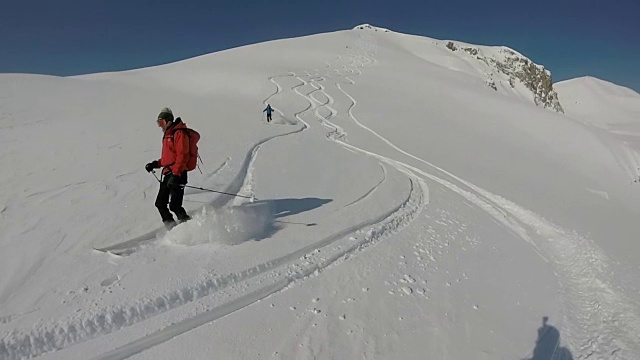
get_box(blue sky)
[2,0,638,92]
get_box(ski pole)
[183,184,257,201]
[275,220,317,227]
[151,171,257,201]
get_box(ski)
[93,228,166,256]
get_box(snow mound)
[558,76,640,98]
[556,76,640,127]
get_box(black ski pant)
[155,172,189,223]
[266,113,272,122]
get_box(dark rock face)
[497,48,564,112]
[354,24,390,32]
[447,43,564,113]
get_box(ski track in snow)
[94,79,308,254]
[209,76,308,209]
[96,178,424,360]
[182,158,229,196]
[562,112,640,184]
[251,32,640,358]
[341,163,387,209]
[2,32,639,360]
[320,35,640,359]
[0,34,427,360]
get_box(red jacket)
[158,119,190,175]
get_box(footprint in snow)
[100,275,120,287]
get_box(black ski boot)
[177,215,191,224]
[163,220,178,230]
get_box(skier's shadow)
[253,197,331,223]
[236,197,330,241]
[523,316,573,360]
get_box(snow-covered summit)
[352,26,564,112]
[353,23,391,32]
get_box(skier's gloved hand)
[145,160,159,173]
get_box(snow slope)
[1,26,639,359]
[557,76,640,128]
[556,77,640,185]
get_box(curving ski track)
[0,34,424,360]
[312,33,640,359]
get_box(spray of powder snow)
[163,201,275,246]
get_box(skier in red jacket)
[145,107,192,228]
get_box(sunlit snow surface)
[1,25,639,360]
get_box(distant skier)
[145,107,200,229]
[263,104,274,122]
